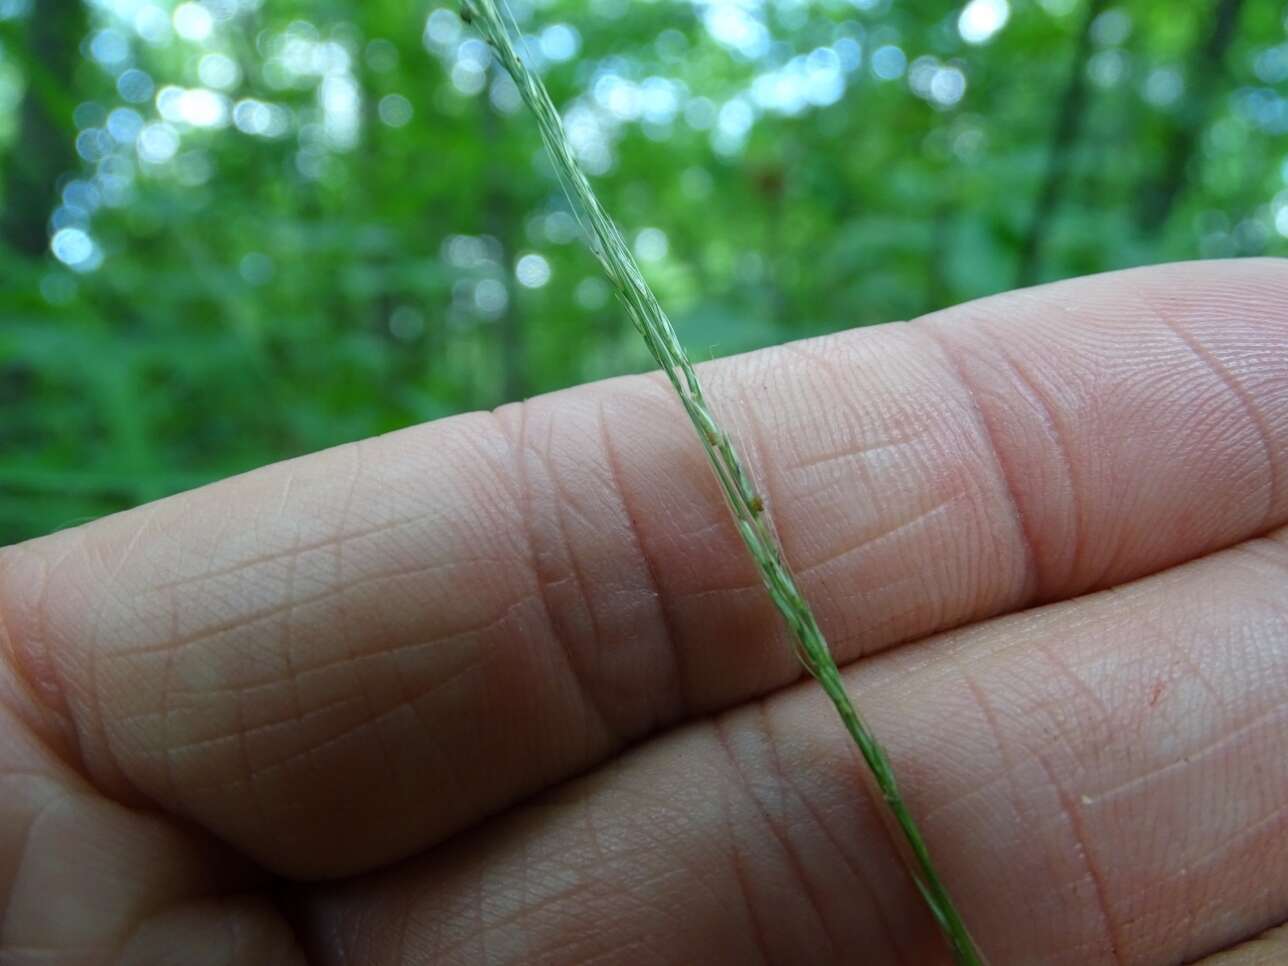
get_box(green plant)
[462,2,988,962]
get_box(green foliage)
[2,0,1286,543]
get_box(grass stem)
[461,3,988,961]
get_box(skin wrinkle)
[594,396,689,718]
[1157,311,1280,536]
[516,785,722,949]
[1195,922,1288,965]
[1182,802,1288,913]
[1040,548,1279,958]
[168,690,512,874]
[776,338,926,459]
[1235,532,1288,572]
[774,339,884,470]
[1095,702,1288,814]
[430,876,587,962]
[396,675,472,879]
[914,324,1042,607]
[0,551,64,752]
[769,338,916,578]
[188,615,485,711]
[113,890,194,965]
[957,664,1090,962]
[796,496,962,582]
[927,302,1107,589]
[939,283,1281,587]
[982,338,1084,599]
[275,465,298,520]
[272,442,375,844]
[755,697,886,962]
[20,789,166,957]
[855,789,948,964]
[84,541,145,805]
[113,633,407,738]
[962,626,1128,960]
[1088,366,1242,593]
[732,354,789,558]
[103,551,505,665]
[771,332,919,467]
[517,793,535,966]
[717,703,841,961]
[1033,748,1125,966]
[726,362,804,697]
[788,738,917,966]
[507,803,623,963]
[209,665,474,798]
[278,522,381,834]
[1028,634,1117,752]
[382,649,496,833]
[787,436,910,476]
[738,335,994,654]
[1174,860,1202,966]
[155,692,369,785]
[709,719,774,966]
[231,641,263,855]
[144,510,441,595]
[498,403,614,751]
[128,895,308,965]
[105,501,160,583]
[160,575,181,807]
[279,527,305,796]
[797,755,901,958]
[0,779,72,942]
[1140,604,1227,709]
[15,545,91,771]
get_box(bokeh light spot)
[516,252,552,288]
[137,122,180,163]
[199,52,241,90]
[958,0,1010,46]
[173,2,214,43]
[378,93,413,127]
[634,227,668,262]
[51,228,102,272]
[871,45,907,81]
[540,24,580,63]
[117,67,155,103]
[474,278,509,317]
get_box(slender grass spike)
[460,3,989,962]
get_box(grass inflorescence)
[461,2,988,962]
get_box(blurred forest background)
[3,0,1287,543]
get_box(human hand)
[2,260,1286,965]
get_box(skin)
[1,259,1287,965]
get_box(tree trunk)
[0,0,85,256]
[1135,0,1245,234]
[1014,0,1108,288]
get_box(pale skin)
[2,260,1287,965]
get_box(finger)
[299,525,1288,966]
[1197,924,1288,965]
[0,656,301,962]
[3,259,1285,877]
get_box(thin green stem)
[461,3,987,962]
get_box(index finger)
[2,258,1285,877]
